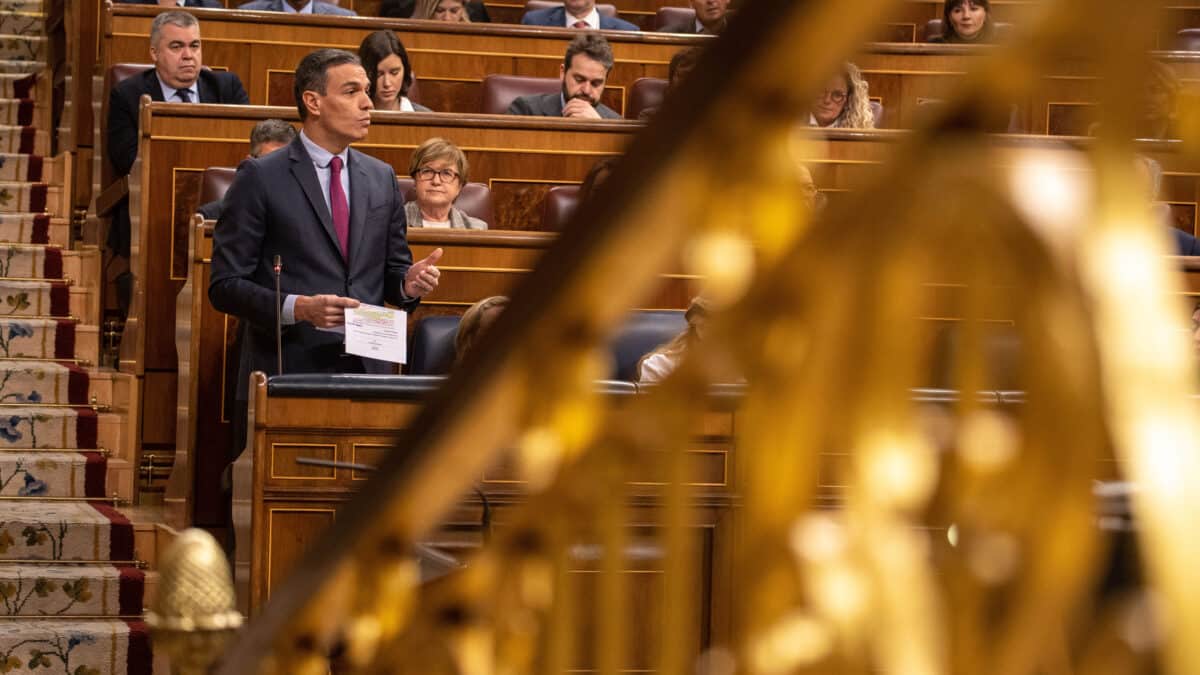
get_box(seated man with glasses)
[406,137,489,230]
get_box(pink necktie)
[329,156,349,260]
[572,20,588,28]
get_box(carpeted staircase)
[0,4,152,673]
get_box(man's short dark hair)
[249,119,297,157]
[563,33,614,72]
[293,49,362,121]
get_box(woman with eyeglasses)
[359,30,432,112]
[407,138,489,230]
[930,0,995,43]
[807,62,874,129]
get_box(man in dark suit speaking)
[506,34,622,120]
[107,11,249,260]
[210,48,442,402]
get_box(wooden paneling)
[233,379,738,670]
[104,5,701,113]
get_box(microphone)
[273,255,283,376]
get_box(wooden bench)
[230,371,750,670]
[102,5,701,116]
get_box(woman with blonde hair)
[455,296,509,366]
[637,297,711,384]
[807,62,874,129]
[413,0,471,21]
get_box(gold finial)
[146,528,244,675]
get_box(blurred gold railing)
[156,0,1200,673]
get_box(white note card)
[344,304,407,364]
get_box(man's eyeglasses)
[817,89,848,104]
[415,167,460,182]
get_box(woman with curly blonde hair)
[807,62,874,129]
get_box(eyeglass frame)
[414,166,462,183]
[816,89,848,104]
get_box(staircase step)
[0,126,46,155]
[0,99,36,127]
[0,244,63,279]
[0,72,36,99]
[0,279,69,317]
[0,34,42,62]
[0,181,62,216]
[0,451,105,498]
[0,500,132,561]
[0,153,51,182]
[0,405,97,449]
[0,318,79,360]
[0,13,44,37]
[0,563,143,617]
[0,360,90,406]
[0,213,59,245]
[0,1,44,15]
[0,58,41,74]
[0,618,151,674]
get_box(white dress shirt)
[157,74,198,104]
[281,130,351,324]
[566,6,600,28]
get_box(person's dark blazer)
[119,0,224,7]
[656,17,724,33]
[520,6,639,30]
[238,0,356,14]
[107,67,249,256]
[209,135,417,401]
[506,92,621,119]
[198,199,223,220]
[1172,227,1200,256]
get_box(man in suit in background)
[238,0,356,15]
[198,119,296,221]
[210,48,442,407]
[657,0,728,34]
[521,0,638,30]
[506,33,622,119]
[106,10,248,308]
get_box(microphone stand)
[273,255,283,375]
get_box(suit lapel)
[144,69,166,102]
[288,138,344,265]
[347,148,371,273]
[196,72,216,104]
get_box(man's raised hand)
[405,247,443,298]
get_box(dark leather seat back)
[396,177,496,225]
[407,76,423,107]
[628,77,668,119]
[199,167,238,207]
[480,74,561,115]
[610,310,686,381]
[409,315,462,375]
[869,99,884,128]
[540,185,579,231]
[655,6,694,30]
[1177,28,1200,51]
[525,0,617,18]
[100,64,155,183]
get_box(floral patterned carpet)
[0,5,151,672]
